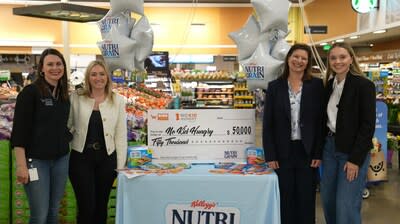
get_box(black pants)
[69,148,117,224]
[275,140,317,224]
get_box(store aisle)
[255,118,400,224]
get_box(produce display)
[0,85,18,100]
[0,102,15,140]
[172,70,232,81]
[115,85,172,144]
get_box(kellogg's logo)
[166,200,240,224]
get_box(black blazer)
[324,72,376,167]
[263,76,324,162]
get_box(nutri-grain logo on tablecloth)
[147,109,256,163]
[166,200,240,224]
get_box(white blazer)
[68,91,127,169]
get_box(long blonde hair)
[80,60,114,103]
[325,42,364,84]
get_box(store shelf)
[197,92,233,94]
[197,98,231,100]
[234,104,254,108]
[234,96,254,99]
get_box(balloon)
[97,26,137,71]
[97,10,135,39]
[241,41,284,91]
[270,38,291,61]
[110,0,144,16]
[251,0,290,33]
[70,71,84,86]
[229,15,260,61]
[130,16,154,62]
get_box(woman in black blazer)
[263,43,324,224]
[320,42,375,224]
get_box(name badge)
[28,168,39,182]
[41,98,53,106]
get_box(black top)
[263,77,325,163]
[85,110,106,148]
[11,82,71,160]
[323,73,376,167]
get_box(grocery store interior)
[0,0,400,223]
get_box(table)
[116,165,280,224]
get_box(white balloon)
[241,41,284,91]
[251,0,290,33]
[97,26,137,71]
[271,38,291,61]
[70,71,84,86]
[97,10,135,39]
[229,15,260,61]
[130,16,154,62]
[110,0,144,16]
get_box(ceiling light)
[370,44,374,47]
[350,35,359,39]
[191,23,206,26]
[373,29,386,34]
[335,39,344,42]
[13,3,109,23]
[319,42,328,46]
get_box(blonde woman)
[68,60,127,224]
[320,42,375,224]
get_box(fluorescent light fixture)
[191,23,206,26]
[370,43,374,47]
[13,3,109,23]
[373,29,386,34]
[319,42,328,46]
[349,35,360,39]
[335,39,344,42]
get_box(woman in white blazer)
[68,60,127,224]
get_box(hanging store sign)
[304,25,328,34]
[147,109,256,163]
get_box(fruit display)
[115,85,172,144]
[116,84,172,110]
[0,85,18,100]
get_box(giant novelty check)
[148,109,256,163]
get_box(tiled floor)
[255,117,400,224]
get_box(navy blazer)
[324,72,376,167]
[263,76,324,162]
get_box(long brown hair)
[34,48,69,101]
[80,60,114,103]
[325,42,364,83]
[281,43,313,81]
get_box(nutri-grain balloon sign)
[97,0,153,72]
[229,0,291,91]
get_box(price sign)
[148,109,256,163]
